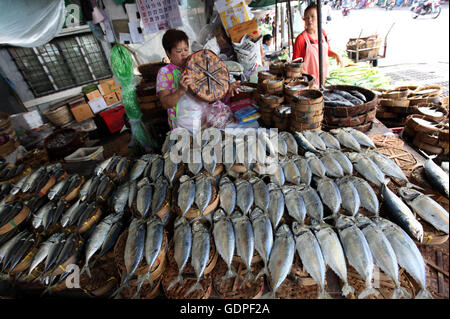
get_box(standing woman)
[292,4,344,86]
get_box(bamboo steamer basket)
[257,71,277,92]
[379,98,410,108]
[258,94,284,108]
[172,180,219,220]
[284,81,309,97]
[274,106,291,131]
[43,104,74,127]
[290,90,324,113]
[212,259,264,299]
[261,79,284,94]
[114,230,168,281]
[404,114,442,135]
[414,132,440,146]
[0,204,30,236]
[269,61,286,75]
[410,85,443,98]
[285,62,303,78]
[289,120,322,132]
[413,139,444,155]
[380,88,410,99]
[415,103,448,122]
[408,95,441,106]
[161,236,218,299]
[260,107,275,127]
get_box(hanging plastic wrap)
[110,44,157,151]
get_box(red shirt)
[292,30,330,61]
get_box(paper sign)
[128,21,145,43]
[125,3,140,22]
[119,33,132,44]
[215,0,253,33]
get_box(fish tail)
[221,267,238,286]
[240,269,254,289]
[341,281,355,297]
[406,182,424,191]
[131,274,146,299]
[261,289,277,299]
[79,262,92,278]
[110,273,129,299]
[415,289,433,299]
[392,286,411,299]
[145,268,154,287]
[358,284,380,299]
[318,287,332,299]
[255,265,270,281]
[167,274,184,291]
[184,279,204,297]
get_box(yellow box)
[70,102,94,123]
[104,92,119,106]
[86,89,102,101]
[98,78,120,95]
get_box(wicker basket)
[0,137,17,157]
[44,128,83,160]
[138,62,168,82]
[43,105,74,127]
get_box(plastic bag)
[204,100,233,129]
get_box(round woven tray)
[0,205,30,235]
[161,237,218,299]
[322,121,373,133]
[119,275,162,299]
[324,85,377,118]
[368,134,405,149]
[212,259,264,299]
[323,109,376,127]
[411,85,443,98]
[114,229,168,280]
[376,147,418,176]
[415,103,449,122]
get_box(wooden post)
[275,0,278,51]
[317,0,323,88]
[287,0,295,56]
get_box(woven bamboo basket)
[0,137,17,158]
[285,62,303,78]
[411,85,443,98]
[404,114,442,135]
[212,259,264,299]
[368,134,405,149]
[0,204,30,235]
[379,98,410,107]
[43,105,74,127]
[408,96,441,106]
[0,112,18,142]
[269,61,286,75]
[261,79,284,94]
[291,90,324,113]
[260,107,275,127]
[284,81,309,97]
[380,88,410,99]
[161,237,217,299]
[258,94,284,108]
[274,106,291,131]
[414,103,448,122]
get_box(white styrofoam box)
[88,97,109,114]
[10,110,44,131]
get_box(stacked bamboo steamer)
[288,90,324,132]
[403,114,449,155]
[258,94,285,127]
[322,85,377,133]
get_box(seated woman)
[156,29,241,134]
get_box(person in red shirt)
[292,3,343,85]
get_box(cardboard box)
[104,92,120,106]
[86,89,102,101]
[215,0,253,34]
[228,19,260,43]
[115,89,122,101]
[88,97,109,114]
[70,101,94,123]
[98,78,121,95]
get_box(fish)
[47,178,67,201]
[95,176,111,201]
[105,156,121,174]
[315,177,342,218]
[79,177,92,202]
[112,218,146,298]
[330,129,361,152]
[113,182,130,214]
[250,208,273,280]
[336,177,360,216]
[168,216,192,290]
[178,176,196,217]
[115,157,129,180]
[1,232,31,272]
[151,176,169,215]
[347,176,379,215]
[194,174,212,216]
[280,131,298,155]
[235,179,254,215]
[320,153,344,178]
[188,148,203,175]
[381,185,423,242]
[67,201,89,228]
[163,152,178,185]
[355,214,411,299]
[292,222,330,299]
[22,167,45,193]
[81,213,123,278]
[27,233,64,278]
[10,174,30,196]
[303,131,326,151]
[335,215,379,299]
[87,175,101,202]
[64,174,81,197]
[128,181,137,209]
[222,138,236,172]
[293,156,312,186]
[267,183,285,230]
[318,130,341,150]
[76,202,97,230]
[161,131,175,154]
[280,158,301,185]
[398,187,449,234]
[231,211,255,288]
[42,203,56,231]
[365,150,408,183]
[293,132,319,153]
[96,219,125,261]
[202,147,217,176]
[60,200,81,228]
[7,233,34,274]
[373,216,433,299]
[0,233,28,268]
[343,127,376,148]
[136,184,153,218]
[219,176,237,216]
[32,202,54,230]
[329,151,353,175]
[347,152,387,187]
[44,233,67,272]
[95,157,114,176]
[249,177,270,213]
[305,152,326,178]
[134,216,164,298]
[312,222,354,297]
[269,163,285,187]
[150,156,164,182]
[50,232,77,275]
[282,186,306,224]
[277,135,288,156]
[423,159,449,198]
[130,159,147,181]
[266,224,295,298]
[185,222,210,297]
[298,185,324,222]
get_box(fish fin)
[221,268,238,287]
[240,269,254,289]
[341,282,355,297]
[145,268,154,287]
[260,291,276,299]
[415,289,433,299]
[406,182,424,191]
[392,286,411,299]
[131,274,147,299]
[318,288,332,299]
[79,263,92,278]
[255,266,269,281]
[168,274,184,291]
[184,280,204,297]
[358,286,380,299]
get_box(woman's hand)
[229,81,241,97]
[336,55,344,68]
[179,70,192,92]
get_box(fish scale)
[268,183,285,230]
[283,186,306,224]
[250,208,273,280]
[185,222,210,296]
[250,177,270,213]
[168,216,192,290]
[235,179,254,215]
[231,211,255,287]
[219,177,236,216]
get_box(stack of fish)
[0,161,26,183]
[0,125,447,299]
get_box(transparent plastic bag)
[204,100,233,129]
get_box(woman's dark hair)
[263,34,272,44]
[162,29,189,53]
[304,3,317,16]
